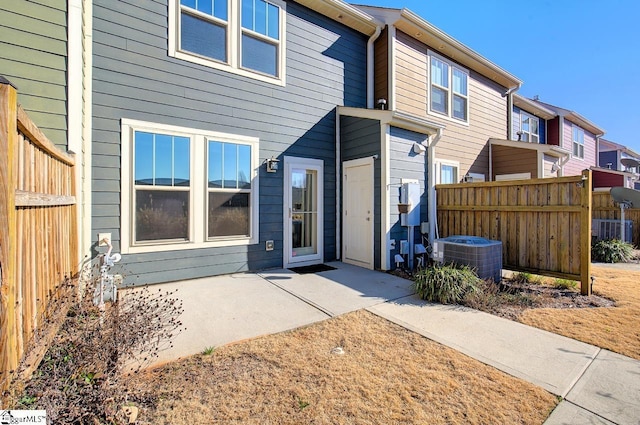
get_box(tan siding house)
[358,6,521,183]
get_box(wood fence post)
[580,169,592,295]
[0,76,19,390]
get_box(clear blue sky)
[358,0,640,154]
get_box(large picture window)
[121,120,259,254]
[169,0,285,84]
[429,53,469,123]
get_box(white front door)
[342,158,374,269]
[283,157,324,268]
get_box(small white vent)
[592,219,633,243]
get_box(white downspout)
[335,108,341,260]
[366,26,382,109]
[504,85,520,141]
[427,128,443,249]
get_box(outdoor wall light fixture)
[377,98,387,110]
[265,156,280,173]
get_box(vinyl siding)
[0,0,68,147]
[563,120,597,176]
[340,116,382,268]
[374,28,389,107]
[393,30,508,179]
[491,145,538,180]
[388,126,428,269]
[92,0,368,284]
[543,154,559,178]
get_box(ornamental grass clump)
[413,263,483,304]
[591,239,634,263]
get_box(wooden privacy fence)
[592,191,640,247]
[436,170,592,295]
[0,79,78,392]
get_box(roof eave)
[512,94,556,120]
[295,0,382,35]
[399,8,522,90]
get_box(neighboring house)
[338,6,521,270]
[531,99,605,177]
[490,94,569,181]
[594,138,640,189]
[90,0,381,284]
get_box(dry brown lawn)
[125,310,557,424]
[520,266,640,360]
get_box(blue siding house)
[90,0,381,284]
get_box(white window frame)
[121,119,260,254]
[428,52,470,124]
[435,159,460,184]
[520,111,540,143]
[572,125,585,160]
[168,0,287,86]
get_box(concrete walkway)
[141,261,640,425]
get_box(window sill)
[171,50,285,87]
[427,109,470,126]
[122,237,258,255]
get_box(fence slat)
[0,81,19,387]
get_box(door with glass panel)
[283,157,323,268]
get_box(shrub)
[12,275,185,424]
[413,263,482,304]
[591,239,634,263]
[554,278,578,290]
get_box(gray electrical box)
[400,181,420,226]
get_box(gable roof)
[295,0,383,36]
[534,100,605,136]
[599,138,640,158]
[354,5,522,90]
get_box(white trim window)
[121,119,259,254]
[520,112,540,143]
[429,53,469,123]
[572,125,585,159]
[169,0,286,85]
[435,159,459,184]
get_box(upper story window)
[169,0,286,85]
[520,112,540,143]
[572,125,585,159]
[429,53,469,123]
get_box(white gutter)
[367,26,382,109]
[427,128,443,248]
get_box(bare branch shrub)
[10,264,184,424]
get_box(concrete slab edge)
[259,273,336,317]
[558,347,601,399]
[544,400,617,425]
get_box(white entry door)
[342,158,374,269]
[284,157,324,268]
